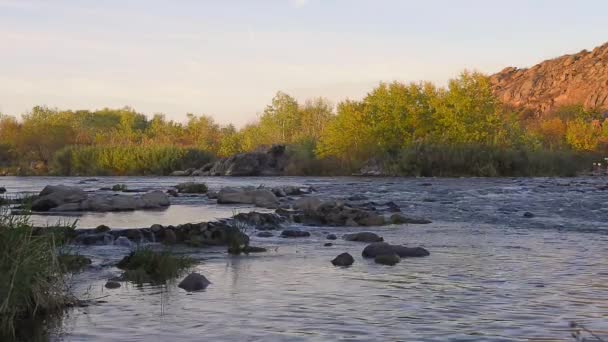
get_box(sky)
[1,0,607,127]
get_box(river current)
[2,176,607,341]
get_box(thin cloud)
[291,0,310,8]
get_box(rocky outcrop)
[343,232,384,243]
[172,145,289,177]
[293,200,387,227]
[490,42,608,115]
[31,185,170,212]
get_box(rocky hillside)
[490,42,608,115]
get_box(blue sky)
[1,0,607,126]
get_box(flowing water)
[2,176,608,341]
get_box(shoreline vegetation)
[1,71,606,177]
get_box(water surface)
[3,176,608,341]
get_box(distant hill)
[490,42,608,115]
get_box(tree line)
[0,71,605,176]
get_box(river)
[2,176,608,341]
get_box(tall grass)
[51,145,214,176]
[0,211,70,339]
[116,248,194,284]
[383,144,598,177]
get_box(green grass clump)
[111,184,128,192]
[175,182,208,194]
[0,212,70,338]
[116,248,194,284]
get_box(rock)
[77,233,113,246]
[281,229,311,238]
[150,224,163,233]
[324,242,333,247]
[114,236,133,248]
[362,242,430,258]
[232,211,284,230]
[348,194,368,201]
[490,41,608,117]
[242,246,267,253]
[166,189,179,197]
[343,232,384,243]
[31,185,87,211]
[217,187,279,209]
[207,191,218,199]
[523,211,535,218]
[104,281,121,289]
[170,170,191,176]
[163,229,177,244]
[331,252,354,266]
[390,213,432,225]
[374,254,400,266]
[256,232,274,238]
[0,187,6,193]
[190,169,205,176]
[299,201,388,227]
[175,182,208,194]
[206,145,288,176]
[326,233,337,240]
[95,224,111,233]
[178,273,211,291]
[357,213,386,226]
[293,197,323,211]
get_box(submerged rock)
[281,229,311,238]
[256,231,274,238]
[343,232,384,243]
[0,186,6,193]
[326,233,337,240]
[523,211,535,218]
[331,252,355,266]
[324,242,334,247]
[374,254,400,266]
[362,242,430,258]
[296,200,387,227]
[178,272,211,291]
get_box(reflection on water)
[2,176,608,340]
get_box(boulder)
[331,252,354,266]
[0,187,6,194]
[31,185,87,211]
[256,232,274,238]
[105,281,121,289]
[49,190,169,212]
[281,229,311,238]
[114,236,133,248]
[293,197,323,211]
[232,211,284,230]
[175,182,208,194]
[207,145,288,176]
[178,272,211,291]
[163,229,177,244]
[217,188,279,209]
[324,242,334,247]
[523,211,535,218]
[326,233,337,240]
[95,225,111,233]
[362,242,430,258]
[374,254,400,266]
[343,232,383,243]
[390,213,432,225]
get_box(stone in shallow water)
[257,231,274,238]
[390,213,432,225]
[281,229,311,238]
[326,233,337,240]
[362,242,430,258]
[324,243,334,247]
[331,252,354,266]
[105,281,121,289]
[178,272,211,291]
[374,254,400,266]
[523,211,535,218]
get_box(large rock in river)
[207,145,288,176]
[217,187,279,209]
[362,242,430,258]
[32,185,170,212]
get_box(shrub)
[0,212,70,338]
[116,248,194,284]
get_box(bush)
[0,212,70,338]
[385,144,598,177]
[116,248,194,284]
[51,145,214,176]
